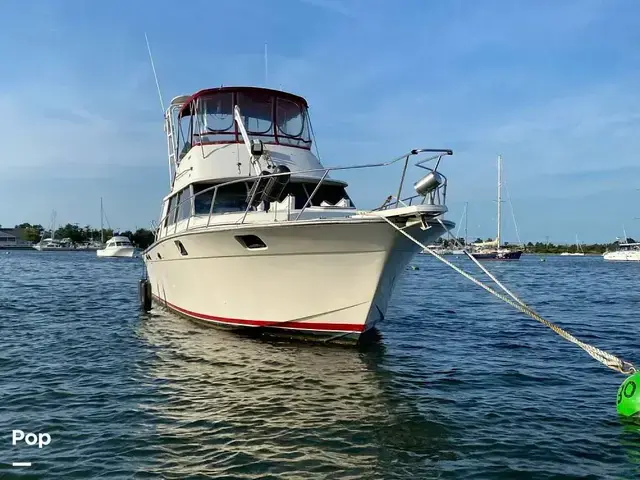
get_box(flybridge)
[164,86,315,187]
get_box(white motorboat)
[33,238,78,251]
[96,198,136,257]
[603,242,640,262]
[97,236,136,258]
[142,86,456,343]
[421,244,451,255]
[33,211,79,251]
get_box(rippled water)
[1,251,639,479]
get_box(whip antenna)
[144,32,165,113]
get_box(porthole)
[235,235,267,249]
[175,240,188,256]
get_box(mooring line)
[375,214,636,376]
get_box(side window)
[194,184,215,214]
[213,183,249,213]
[165,195,178,226]
[176,188,192,221]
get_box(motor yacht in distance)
[142,86,455,343]
[603,242,640,262]
[96,236,136,258]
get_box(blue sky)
[0,0,639,242]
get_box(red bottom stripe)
[152,295,365,333]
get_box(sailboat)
[470,155,523,261]
[33,210,78,251]
[451,202,468,255]
[560,235,585,256]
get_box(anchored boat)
[470,155,523,261]
[142,86,455,342]
[560,234,585,256]
[603,242,640,262]
[97,236,136,258]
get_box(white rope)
[375,214,636,376]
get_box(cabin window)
[280,182,354,209]
[165,195,178,226]
[203,93,234,132]
[193,182,249,214]
[238,91,273,135]
[178,114,193,160]
[197,93,236,144]
[276,98,311,147]
[176,188,191,221]
[308,183,353,206]
[194,184,215,215]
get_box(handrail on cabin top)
[153,148,453,240]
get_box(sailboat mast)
[464,201,468,245]
[497,155,502,247]
[100,197,104,243]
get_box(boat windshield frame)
[178,87,313,152]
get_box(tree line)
[5,223,630,254]
[436,237,633,254]
[12,223,156,250]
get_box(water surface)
[1,251,639,479]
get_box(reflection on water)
[136,308,454,478]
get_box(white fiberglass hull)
[97,247,136,258]
[603,250,640,262]
[34,245,79,251]
[560,252,584,256]
[144,218,449,342]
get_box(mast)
[51,210,56,240]
[497,155,502,247]
[464,201,469,246]
[100,197,104,243]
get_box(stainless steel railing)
[153,148,453,241]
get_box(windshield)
[186,89,312,149]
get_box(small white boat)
[97,236,136,258]
[560,235,585,256]
[421,244,451,255]
[34,211,80,251]
[33,238,78,251]
[603,242,640,262]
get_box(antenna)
[144,32,165,113]
[264,43,268,86]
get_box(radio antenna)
[145,32,165,113]
[264,43,268,86]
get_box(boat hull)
[144,219,450,343]
[471,249,523,261]
[97,247,136,258]
[603,251,640,262]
